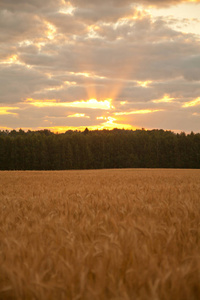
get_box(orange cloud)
[0,55,20,65]
[44,21,57,40]
[26,98,113,110]
[67,113,90,118]
[0,54,32,69]
[183,97,200,107]
[59,5,75,15]
[95,115,133,130]
[0,107,19,115]
[100,117,132,130]
[115,109,163,116]
[137,80,152,88]
[152,94,174,103]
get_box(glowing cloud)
[0,107,19,115]
[183,97,200,107]
[0,54,32,68]
[95,116,132,130]
[137,81,152,88]
[67,113,90,118]
[70,72,92,78]
[26,98,113,110]
[45,21,57,40]
[120,101,127,106]
[1,55,18,64]
[152,95,174,103]
[1,55,20,65]
[115,109,163,116]
[59,5,75,15]
[95,115,132,130]
[1,1,200,133]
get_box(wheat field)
[0,169,200,300]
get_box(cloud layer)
[0,0,200,132]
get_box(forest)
[0,128,200,170]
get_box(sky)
[0,0,200,133]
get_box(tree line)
[0,128,200,170]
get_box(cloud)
[183,97,200,107]
[0,0,63,13]
[26,98,112,110]
[67,113,90,118]
[124,108,200,132]
[0,10,46,43]
[0,107,19,115]
[73,6,135,23]
[0,64,60,103]
[114,108,163,115]
[0,0,200,132]
[71,0,200,8]
[45,12,87,35]
[140,0,200,7]
[182,55,200,81]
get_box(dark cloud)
[182,55,200,81]
[0,0,63,13]
[0,10,46,43]
[0,43,16,60]
[46,13,87,35]
[70,0,200,8]
[126,108,200,132]
[0,65,60,103]
[115,78,200,104]
[151,79,200,99]
[73,6,135,23]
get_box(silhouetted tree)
[0,129,199,170]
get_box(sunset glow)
[153,95,175,103]
[26,98,113,110]
[183,97,200,107]
[0,107,19,115]
[45,21,57,40]
[67,113,90,118]
[0,0,200,133]
[1,55,20,65]
[137,81,152,88]
[115,109,163,116]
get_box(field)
[0,169,200,300]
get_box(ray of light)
[106,65,135,102]
[69,72,106,103]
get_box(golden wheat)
[0,169,200,300]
